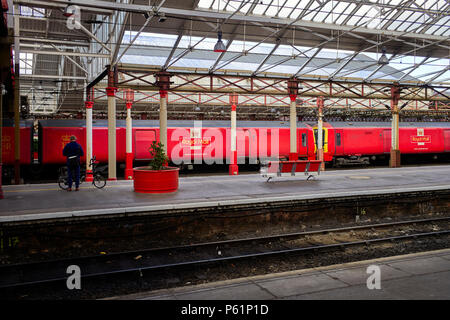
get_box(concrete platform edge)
[103,248,450,300]
[1,184,449,223]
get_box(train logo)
[182,127,211,151]
[411,129,431,146]
[61,134,72,150]
[2,135,11,154]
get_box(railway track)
[0,216,449,292]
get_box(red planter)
[133,166,179,194]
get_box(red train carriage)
[1,119,34,165]
[326,121,450,166]
[38,120,312,166]
[37,119,450,169]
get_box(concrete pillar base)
[125,169,134,180]
[125,152,134,180]
[229,164,239,175]
[390,150,401,168]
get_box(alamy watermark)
[366,265,381,290]
[65,5,81,30]
[66,265,81,290]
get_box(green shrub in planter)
[148,140,169,170]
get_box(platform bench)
[260,160,323,182]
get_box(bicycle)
[58,156,107,190]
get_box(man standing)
[63,135,84,191]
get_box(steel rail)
[0,216,449,289]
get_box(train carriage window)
[302,133,307,147]
[336,133,341,146]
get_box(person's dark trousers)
[67,163,80,189]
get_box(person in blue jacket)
[62,135,84,191]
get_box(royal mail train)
[1,119,450,181]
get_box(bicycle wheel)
[58,176,69,190]
[93,174,106,189]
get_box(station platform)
[1,165,450,223]
[106,248,450,300]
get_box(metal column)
[156,72,171,157]
[85,100,93,182]
[106,68,117,180]
[13,4,20,184]
[229,93,238,175]
[288,78,300,161]
[390,86,401,167]
[0,85,4,199]
[124,89,134,180]
[317,96,325,171]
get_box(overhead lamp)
[378,47,389,65]
[214,30,226,53]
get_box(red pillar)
[288,78,300,161]
[85,100,94,182]
[317,96,325,171]
[229,93,238,175]
[390,86,401,168]
[0,85,4,199]
[124,89,134,180]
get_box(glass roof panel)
[397,22,413,32]
[278,7,292,18]
[335,3,356,25]
[433,71,450,83]
[197,0,214,9]
[253,3,268,15]
[117,1,450,84]
[227,40,275,54]
[123,32,178,47]
[290,8,302,19]
[301,1,320,21]
[325,2,348,24]
[265,4,278,16]
[239,2,252,14]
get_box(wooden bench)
[260,160,323,182]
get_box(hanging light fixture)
[378,47,389,65]
[213,0,226,53]
[214,30,226,52]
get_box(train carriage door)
[383,129,391,153]
[135,129,156,160]
[243,129,258,164]
[313,128,327,153]
[298,130,308,157]
[445,130,450,152]
[335,129,343,155]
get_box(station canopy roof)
[13,0,450,114]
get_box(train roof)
[37,119,309,128]
[2,119,34,127]
[37,119,450,129]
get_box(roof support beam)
[24,0,449,42]
[20,49,110,58]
